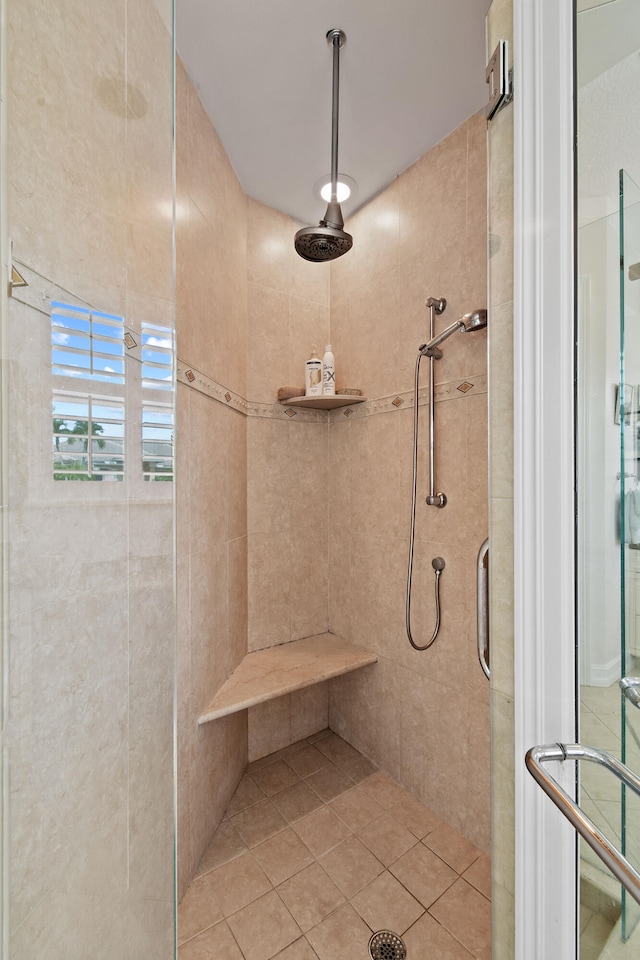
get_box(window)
[142,322,174,391]
[53,393,125,481]
[51,301,125,384]
[142,403,174,481]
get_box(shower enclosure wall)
[176,54,490,897]
[2,0,177,956]
[3,5,491,952]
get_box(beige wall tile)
[290,684,330,741]
[330,180,401,308]
[176,61,250,896]
[249,696,292,761]
[324,107,490,860]
[247,283,290,403]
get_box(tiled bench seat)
[198,633,377,725]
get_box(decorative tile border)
[177,358,487,423]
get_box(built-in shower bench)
[197,632,377,724]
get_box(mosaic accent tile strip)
[177,362,248,415]
[176,358,487,423]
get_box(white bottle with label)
[322,344,336,396]
[305,345,323,396]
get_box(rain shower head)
[420,308,488,357]
[294,29,353,262]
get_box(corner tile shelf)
[198,632,377,724]
[279,395,366,410]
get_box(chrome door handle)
[620,677,640,709]
[477,538,490,679]
[525,742,640,905]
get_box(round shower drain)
[368,930,407,960]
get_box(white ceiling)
[175,0,491,225]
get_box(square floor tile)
[195,820,248,877]
[227,890,301,960]
[359,772,410,809]
[334,755,378,783]
[422,822,482,874]
[351,870,424,935]
[271,780,324,823]
[178,873,223,943]
[225,776,266,817]
[286,743,331,778]
[429,878,491,957]
[319,835,384,898]
[307,729,331,744]
[232,798,288,847]
[356,813,418,866]
[388,794,444,839]
[462,853,491,900]
[314,733,362,765]
[390,842,458,909]
[252,759,301,797]
[306,765,355,802]
[403,912,474,959]
[329,784,385,831]
[305,903,372,960]
[206,851,272,917]
[273,938,320,960]
[178,919,245,960]
[292,805,351,858]
[278,862,345,931]
[252,827,314,885]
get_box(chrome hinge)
[486,39,513,122]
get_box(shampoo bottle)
[305,345,323,396]
[322,344,336,396]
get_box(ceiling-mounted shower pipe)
[294,29,353,262]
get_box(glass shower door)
[619,168,640,946]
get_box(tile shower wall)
[176,59,249,897]
[244,200,333,760]
[328,113,491,852]
[5,0,176,955]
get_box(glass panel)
[577,0,640,950]
[620,168,640,942]
[2,0,177,955]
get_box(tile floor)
[178,729,491,960]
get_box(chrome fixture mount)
[294,29,353,262]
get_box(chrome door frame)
[512,0,577,957]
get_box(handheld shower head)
[421,308,488,357]
[460,309,488,332]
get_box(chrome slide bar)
[525,742,640,905]
[477,538,489,679]
[425,296,447,508]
